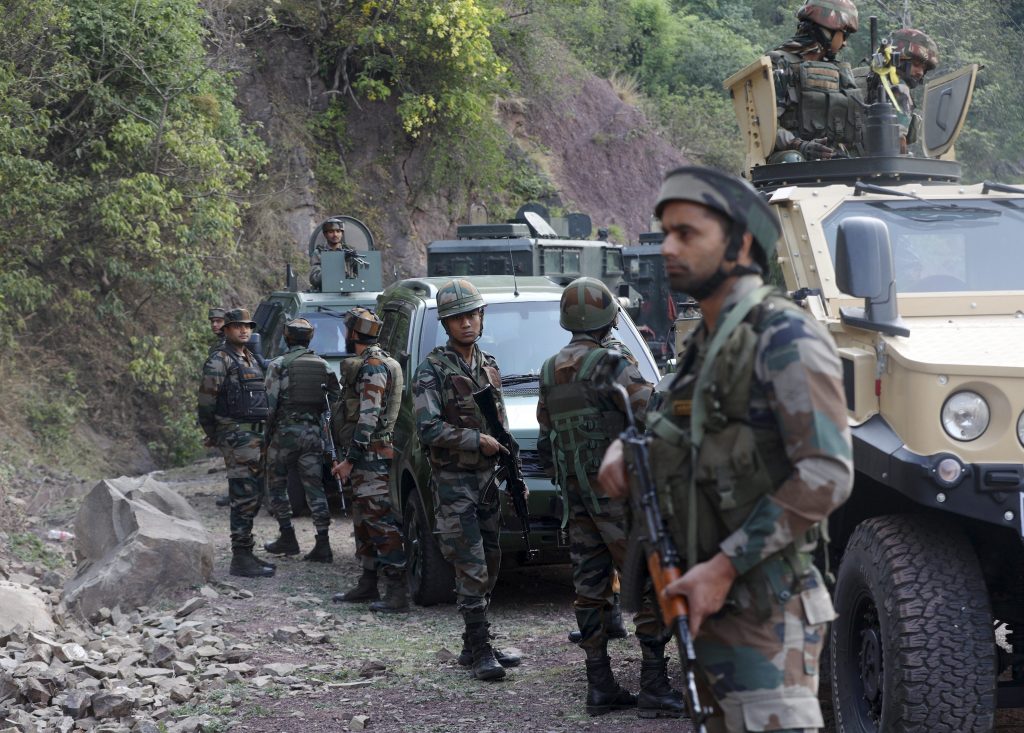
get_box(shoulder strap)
[575,347,610,382]
[280,348,310,370]
[541,355,557,388]
[430,349,481,389]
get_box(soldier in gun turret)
[412,279,522,681]
[309,218,358,290]
[768,0,864,162]
[600,167,853,732]
[262,318,342,564]
[197,308,276,578]
[328,308,408,611]
[890,28,939,152]
[538,278,684,719]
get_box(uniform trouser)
[566,479,660,654]
[217,425,263,551]
[431,468,501,615]
[351,468,406,572]
[266,422,330,531]
[695,563,832,733]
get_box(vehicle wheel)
[287,466,309,517]
[831,515,996,733]
[403,491,456,606]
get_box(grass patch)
[8,532,67,570]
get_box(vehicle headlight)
[941,391,990,441]
[1017,411,1024,448]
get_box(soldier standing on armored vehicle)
[197,308,276,579]
[769,0,863,162]
[262,318,342,564]
[329,308,409,613]
[412,279,522,681]
[538,277,685,719]
[309,218,357,291]
[599,167,854,732]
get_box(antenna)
[508,243,520,297]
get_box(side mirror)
[835,217,909,337]
[248,332,264,356]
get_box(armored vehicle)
[724,57,1022,730]
[376,276,660,606]
[253,215,384,514]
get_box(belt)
[238,421,265,433]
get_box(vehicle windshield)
[822,198,1024,293]
[296,311,351,357]
[419,300,660,385]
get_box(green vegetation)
[8,532,67,570]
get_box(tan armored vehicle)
[725,57,1021,731]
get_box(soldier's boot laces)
[637,658,685,719]
[229,549,275,578]
[264,527,300,556]
[303,533,333,563]
[585,656,637,716]
[466,623,506,682]
[369,570,410,613]
[331,570,379,603]
[458,630,522,668]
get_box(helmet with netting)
[892,28,939,71]
[436,279,486,320]
[655,166,781,268]
[797,0,859,33]
[344,307,382,342]
[284,317,315,343]
[560,277,618,333]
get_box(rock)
[351,714,370,731]
[13,660,50,678]
[215,648,252,664]
[260,663,298,677]
[0,673,19,703]
[56,643,89,664]
[168,682,194,704]
[134,668,173,680]
[22,676,53,704]
[167,714,214,733]
[83,663,118,679]
[434,648,456,663]
[92,690,134,718]
[271,626,301,643]
[358,660,387,678]
[25,643,53,664]
[148,643,176,667]
[299,628,329,644]
[174,599,206,619]
[63,477,214,620]
[37,570,64,589]
[0,581,56,636]
[197,586,219,600]
[57,689,93,718]
[170,661,195,675]
[194,646,220,659]
[133,722,161,733]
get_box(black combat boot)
[303,531,333,563]
[585,656,637,715]
[264,526,300,556]
[229,548,275,578]
[637,641,685,719]
[458,629,522,668]
[331,569,379,603]
[369,568,410,613]
[465,620,506,681]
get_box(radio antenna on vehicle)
[508,244,520,297]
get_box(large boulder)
[63,476,213,619]
[0,581,56,636]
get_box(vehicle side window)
[380,301,415,385]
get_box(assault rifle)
[611,381,710,732]
[321,383,348,516]
[473,384,536,561]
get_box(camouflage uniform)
[309,243,359,290]
[346,344,406,574]
[891,28,939,146]
[264,344,341,532]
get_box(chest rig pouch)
[216,349,269,421]
[541,348,624,525]
[428,349,501,471]
[796,61,862,148]
[280,349,328,415]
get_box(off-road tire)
[831,514,996,733]
[403,490,456,606]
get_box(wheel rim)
[848,588,884,727]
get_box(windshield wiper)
[501,374,539,386]
[855,181,1001,219]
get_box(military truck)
[253,215,384,514]
[375,276,660,606]
[724,55,1020,731]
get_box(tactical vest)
[646,288,818,612]
[215,349,269,421]
[335,356,362,450]
[361,346,405,442]
[540,347,625,523]
[279,348,329,415]
[775,53,863,150]
[425,347,501,471]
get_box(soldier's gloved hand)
[797,138,835,160]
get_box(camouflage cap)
[223,308,257,328]
[322,217,345,233]
[344,307,382,340]
[436,279,486,320]
[797,0,859,33]
[208,307,226,320]
[285,317,315,340]
[655,166,781,260]
[892,28,939,71]
[560,277,618,333]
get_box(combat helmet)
[344,307,382,343]
[322,218,345,233]
[284,317,315,344]
[655,166,781,269]
[560,277,618,333]
[797,0,859,34]
[436,279,486,320]
[892,28,939,86]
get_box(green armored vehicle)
[376,276,660,605]
[253,215,384,513]
[725,55,1022,730]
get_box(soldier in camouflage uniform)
[197,308,276,578]
[413,279,522,681]
[599,167,853,732]
[890,28,939,152]
[207,307,233,507]
[329,308,409,612]
[538,278,686,719]
[768,0,864,162]
[262,318,342,563]
[309,218,357,291]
